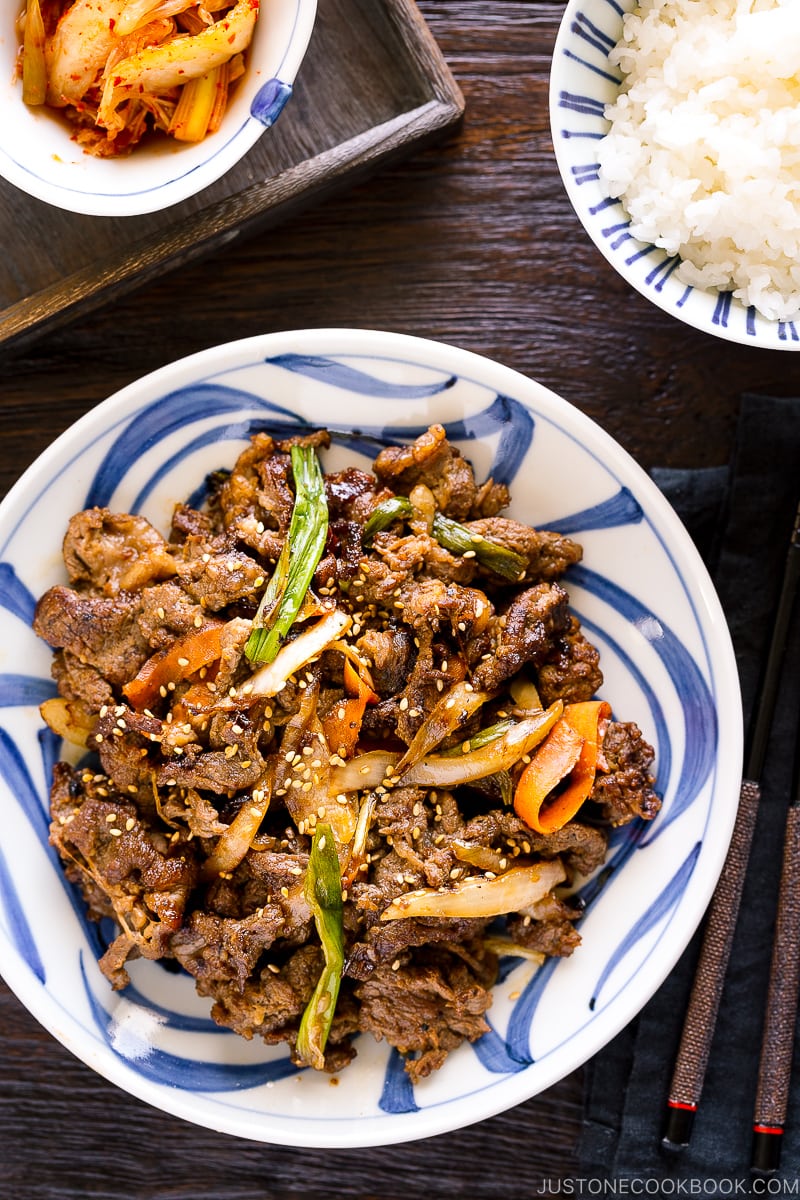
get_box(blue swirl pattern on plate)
[0,343,724,1132]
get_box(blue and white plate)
[548,0,800,349]
[0,329,742,1146]
[0,0,316,217]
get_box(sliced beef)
[35,585,151,689]
[62,508,176,595]
[175,939,319,1044]
[460,809,608,877]
[591,720,661,825]
[135,581,208,649]
[354,945,496,1081]
[51,650,115,710]
[49,763,198,986]
[325,467,391,524]
[471,583,571,692]
[172,544,265,611]
[169,907,285,993]
[506,898,582,957]
[372,530,478,586]
[466,517,583,583]
[38,425,659,1084]
[373,424,479,520]
[356,626,414,696]
[536,614,604,706]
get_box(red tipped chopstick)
[662,500,800,1152]
[750,709,800,1174]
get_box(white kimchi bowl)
[0,329,742,1146]
[0,0,317,216]
[549,0,800,349]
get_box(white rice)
[598,0,800,321]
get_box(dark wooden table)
[2,2,799,1195]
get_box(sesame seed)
[125,818,135,831]
[109,828,122,838]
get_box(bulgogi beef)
[36,425,660,1081]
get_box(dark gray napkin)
[578,393,800,1181]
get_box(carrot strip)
[123,622,225,709]
[322,658,378,760]
[514,700,611,835]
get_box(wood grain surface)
[1,1,799,1195]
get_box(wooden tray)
[0,0,464,351]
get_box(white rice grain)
[598,0,800,320]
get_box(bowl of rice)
[0,0,317,217]
[549,0,800,348]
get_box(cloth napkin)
[578,393,800,1182]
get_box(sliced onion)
[394,680,494,774]
[40,696,94,748]
[329,703,562,793]
[380,859,566,921]
[482,936,546,965]
[342,792,377,889]
[201,778,271,880]
[247,609,351,698]
[509,676,542,712]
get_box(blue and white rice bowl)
[549,0,800,349]
[0,328,742,1146]
[0,0,317,217]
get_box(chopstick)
[751,670,800,1172]
[661,499,800,1152]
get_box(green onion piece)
[245,445,329,664]
[363,495,526,582]
[438,717,517,757]
[431,513,526,582]
[362,496,413,541]
[295,822,344,1071]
